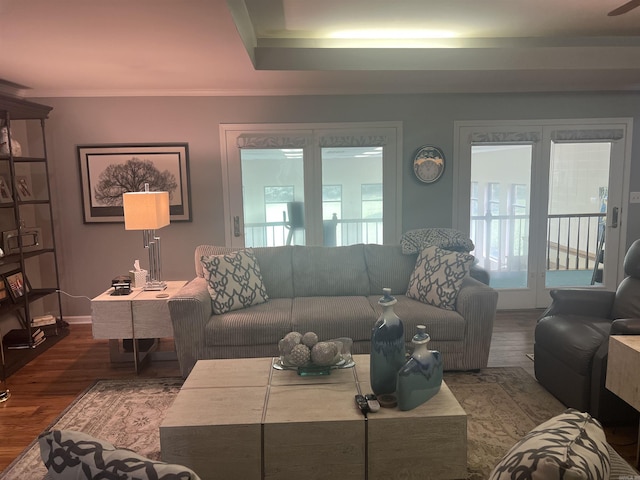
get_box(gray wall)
[38,92,640,316]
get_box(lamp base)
[143,281,167,291]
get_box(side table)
[91,280,187,372]
[606,334,640,467]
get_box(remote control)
[365,394,381,412]
[355,394,370,415]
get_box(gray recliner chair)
[534,239,640,424]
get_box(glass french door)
[455,120,631,309]
[220,123,402,248]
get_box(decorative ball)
[302,331,319,348]
[279,331,303,355]
[311,341,339,366]
[290,344,311,366]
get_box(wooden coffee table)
[160,355,467,480]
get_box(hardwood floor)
[0,311,637,472]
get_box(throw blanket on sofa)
[401,228,475,255]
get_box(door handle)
[233,216,241,237]
[610,207,618,229]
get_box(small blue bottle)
[396,325,443,411]
[370,288,405,396]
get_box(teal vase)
[370,288,405,396]
[396,325,443,411]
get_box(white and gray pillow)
[489,409,610,480]
[201,248,269,314]
[406,245,474,310]
[39,429,201,480]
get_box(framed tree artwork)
[77,143,192,223]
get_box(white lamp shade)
[123,191,170,230]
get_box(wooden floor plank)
[0,310,636,471]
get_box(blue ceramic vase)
[396,325,443,411]
[370,288,405,396]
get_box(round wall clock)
[413,145,445,184]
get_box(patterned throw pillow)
[39,429,201,479]
[406,245,474,310]
[489,409,610,480]
[400,228,475,255]
[201,249,269,314]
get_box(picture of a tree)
[93,157,178,206]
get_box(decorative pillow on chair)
[201,248,269,314]
[39,429,201,479]
[489,409,610,480]
[406,245,474,310]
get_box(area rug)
[1,367,565,480]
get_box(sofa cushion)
[251,246,294,298]
[201,249,269,314]
[612,276,640,319]
[488,409,610,480]
[205,298,293,346]
[39,429,201,480]
[292,296,377,342]
[406,246,474,310]
[292,245,369,297]
[364,244,418,295]
[534,315,610,376]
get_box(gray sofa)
[168,244,499,378]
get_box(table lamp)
[123,183,170,291]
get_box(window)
[487,183,501,260]
[221,122,402,248]
[322,185,342,220]
[264,186,294,247]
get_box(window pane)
[322,185,342,221]
[322,147,383,246]
[546,142,611,287]
[241,149,305,247]
[470,145,532,289]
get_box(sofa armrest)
[611,318,640,334]
[541,289,616,319]
[168,277,212,378]
[454,276,499,369]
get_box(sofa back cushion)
[292,244,369,296]
[364,244,417,295]
[195,245,293,298]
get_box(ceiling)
[2,0,640,98]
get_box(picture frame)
[77,143,192,223]
[0,282,8,304]
[3,269,31,302]
[15,175,34,201]
[0,175,13,204]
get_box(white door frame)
[453,118,632,309]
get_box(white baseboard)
[65,315,92,325]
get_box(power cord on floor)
[56,289,92,301]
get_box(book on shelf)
[3,328,46,349]
[31,314,57,327]
[39,324,59,337]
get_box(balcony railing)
[244,218,383,247]
[471,212,605,286]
